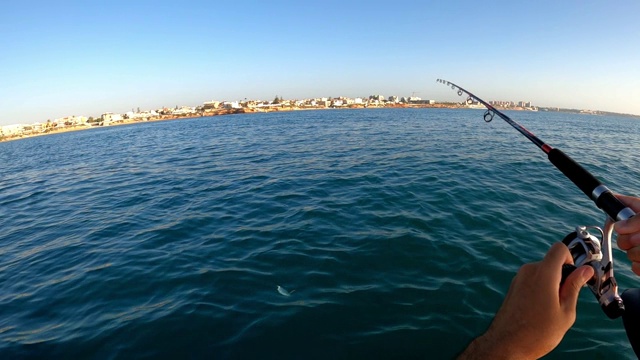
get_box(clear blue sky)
[1,0,639,125]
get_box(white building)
[54,115,88,126]
[126,110,158,119]
[102,113,123,122]
[171,106,197,115]
[222,101,241,110]
[203,101,220,109]
[316,99,330,107]
[1,124,26,136]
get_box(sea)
[1,108,639,359]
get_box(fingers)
[560,265,594,312]
[626,245,640,262]
[617,230,640,278]
[544,242,574,267]
[544,243,592,309]
[616,216,640,237]
[539,243,575,286]
[614,195,640,277]
[626,247,640,275]
[614,194,640,235]
[615,195,640,253]
[617,232,640,251]
[615,194,640,212]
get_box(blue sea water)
[1,108,639,359]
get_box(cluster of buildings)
[0,95,434,139]
[490,100,536,109]
[0,115,88,138]
[0,94,536,141]
[202,95,435,111]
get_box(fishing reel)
[562,218,625,319]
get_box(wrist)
[458,331,526,360]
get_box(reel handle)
[560,264,576,286]
[559,263,623,318]
[559,263,597,288]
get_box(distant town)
[1,94,638,142]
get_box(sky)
[1,0,639,125]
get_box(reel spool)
[562,226,603,267]
[562,224,625,319]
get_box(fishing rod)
[437,79,640,354]
[437,79,634,224]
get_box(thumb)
[560,265,594,310]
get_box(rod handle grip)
[548,148,633,221]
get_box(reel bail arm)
[562,219,624,319]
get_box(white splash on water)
[277,285,295,296]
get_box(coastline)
[0,103,617,144]
[0,104,435,143]
[0,109,239,143]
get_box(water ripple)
[0,109,639,358]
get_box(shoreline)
[0,103,625,143]
[0,105,434,143]
[0,109,240,143]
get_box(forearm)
[458,332,524,360]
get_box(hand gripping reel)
[562,218,625,319]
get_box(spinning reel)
[562,218,625,319]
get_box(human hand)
[459,243,594,359]
[615,195,640,275]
